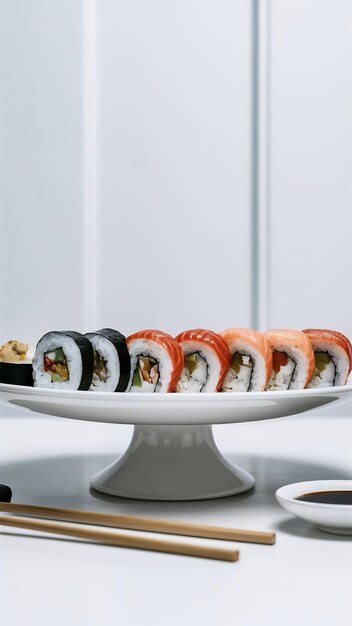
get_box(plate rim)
[0,381,351,402]
[1,382,351,426]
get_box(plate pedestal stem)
[90,424,255,500]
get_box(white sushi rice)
[266,344,311,391]
[222,339,267,392]
[33,333,83,390]
[176,340,222,393]
[177,353,208,392]
[128,339,174,393]
[87,334,120,392]
[307,341,349,388]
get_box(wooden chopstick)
[0,514,238,561]
[0,502,275,545]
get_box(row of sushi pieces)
[1,327,351,393]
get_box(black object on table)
[0,484,12,503]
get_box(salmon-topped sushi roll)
[303,329,352,387]
[219,328,272,392]
[127,330,183,393]
[175,329,231,392]
[265,329,314,391]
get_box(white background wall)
[93,0,252,336]
[0,0,351,346]
[0,0,86,343]
[269,0,352,333]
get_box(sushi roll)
[0,339,33,387]
[265,329,314,391]
[219,328,272,392]
[175,329,230,392]
[303,329,352,387]
[127,330,184,393]
[85,328,131,392]
[33,331,94,390]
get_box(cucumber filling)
[308,351,336,387]
[176,352,208,392]
[131,355,160,392]
[267,351,295,390]
[92,350,108,386]
[222,352,253,392]
[44,347,69,383]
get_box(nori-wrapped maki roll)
[32,331,94,390]
[85,328,131,392]
[0,340,33,386]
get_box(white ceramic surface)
[0,383,351,425]
[90,423,255,500]
[276,480,352,535]
[1,384,351,500]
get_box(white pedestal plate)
[1,383,350,500]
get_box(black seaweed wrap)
[85,328,131,392]
[0,362,33,387]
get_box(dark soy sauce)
[296,491,352,505]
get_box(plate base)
[90,424,255,500]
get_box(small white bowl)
[276,480,352,535]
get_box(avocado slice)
[132,366,142,387]
[54,348,66,364]
[314,351,331,374]
[186,353,198,376]
[230,352,244,375]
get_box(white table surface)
[0,403,352,626]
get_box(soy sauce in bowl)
[296,491,352,505]
[276,481,352,534]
